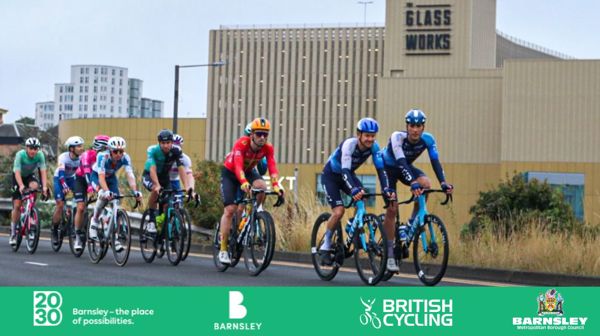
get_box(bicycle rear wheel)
[25,208,40,254]
[413,214,449,286]
[243,211,275,276]
[112,210,132,267]
[354,214,387,286]
[181,208,192,261]
[310,213,344,281]
[139,209,157,263]
[165,210,185,266]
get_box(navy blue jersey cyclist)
[319,118,397,269]
[381,109,453,258]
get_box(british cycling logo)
[512,289,587,331]
[359,297,453,328]
[213,291,263,331]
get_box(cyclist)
[168,134,195,194]
[51,136,85,250]
[73,135,110,249]
[218,117,285,264]
[318,118,395,269]
[381,109,453,258]
[142,129,189,234]
[88,137,143,250]
[9,138,49,246]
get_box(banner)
[0,287,596,335]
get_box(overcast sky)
[1,0,599,124]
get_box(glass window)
[316,174,377,207]
[525,172,585,221]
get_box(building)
[204,0,600,226]
[35,65,163,130]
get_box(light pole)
[357,1,373,26]
[173,60,226,133]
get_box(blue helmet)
[356,117,379,133]
[405,109,427,125]
[243,123,252,136]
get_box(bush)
[185,160,223,229]
[461,173,580,238]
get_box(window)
[316,174,377,207]
[525,172,585,221]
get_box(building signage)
[405,2,452,55]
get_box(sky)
[1,0,599,124]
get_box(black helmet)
[157,129,174,142]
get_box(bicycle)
[87,194,138,267]
[139,189,198,266]
[381,189,452,286]
[310,193,388,286]
[11,188,44,254]
[213,188,283,276]
[50,194,92,257]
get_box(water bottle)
[344,219,353,235]
[398,224,408,243]
[156,212,166,232]
[238,212,248,232]
[102,209,111,236]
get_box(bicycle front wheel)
[165,210,185,266]
[180,208,193,261]
[51,214,68,252]
[25,208,40,254]
[354,214,387,286]
[310,213,344,281]
[413,214,449,286]
[112,210,132,267]
[243,211,275,276]
[87,216,106,264]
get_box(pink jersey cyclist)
[74,135,109,194]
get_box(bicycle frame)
[234,189,278,247]
[19,190,39,234]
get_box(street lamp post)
[357,1,373,26]
[172,60,226,133]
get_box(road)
[0,234,514,287]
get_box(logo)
[229,291,247,319]
[538,288,564,316]
[359,298,382,329]
[359,297,453,329]
[33,291,63,326]
[512,289,587,331]
[213,291,262,332]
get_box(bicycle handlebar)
[344,193,384,209]
[159,188,200,208]
[396,189,453,206]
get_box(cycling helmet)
[356,117,379,133]
[243,123,252,136]
[25,137,41,148]
[157,129,174,142]
[173,134,184,145]
[92,135,110,150]
[65,136,85,148]
[405,109,427,125]
[250,118,271,132]
[108,136,126,150]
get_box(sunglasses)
[112,149,124,154]
[160,141,172,145]
[408,123,424,127]
[27,146,40,151]
[254,131,269,138]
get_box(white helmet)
[25,137,41,148]
[173,134,184,145]
[108,136,126,150]
[65,136,85,148]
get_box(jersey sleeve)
[232,138,249,183]
[123,154,134,174]
[264,143,278,177]
[12,150,24,172]
[37,151,47,170]
[424,133,446,183]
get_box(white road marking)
[25,262,48,266]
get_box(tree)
[15,117,35,125]
[461,173,579,238]
[185,160,223,229]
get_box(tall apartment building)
[35,65,163,130]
